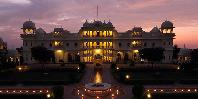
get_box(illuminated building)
[20,20,175,64]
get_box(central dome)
[161,20,174,29]
[23,20,36,29]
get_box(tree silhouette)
[132,84,145,99]
[139,47,164,66]
[172,45,180,61]
[31,46,53,66]
[191,49,198,64]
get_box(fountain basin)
[84,83,111,96]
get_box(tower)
[21,19,36,34]
[160,20,175,33]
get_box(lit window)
[83,31,87,36]
[25,29,33,34]
[54,41,63,46]
[133,50,139,53]
[109,31,113,36]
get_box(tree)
[172,45,180,60]
[51,86,64,99]
[139,47,164,66]
[191,48,198,64]
[180,49,198,71]
[124,53,129,63]
[31,46,53,65]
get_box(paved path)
[102,64,133,99]
[63,64,133,99]
[63,64,94,99]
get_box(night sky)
[0,0,197,49]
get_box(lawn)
[0,64,85,85]
[112,64,198,85]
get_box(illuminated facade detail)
[21,20,175,64]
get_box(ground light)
[125,75,130,79]
[18,67,22,71]
[147,93,151,98]
[46,93,51,98]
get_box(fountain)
[84,71,112,96]
[75,63,123,98]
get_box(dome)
[93,20,103,25]
[161,20,174,29]
[132,27,143,32]
[150,27,161,33]
[83,20,89,27]
[23,20,36,29]
[107,21,113,27]
[54,28,64,33]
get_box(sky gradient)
[0,0,197,49]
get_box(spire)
[97,5,98,20]
[184,44,186,48]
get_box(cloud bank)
[0,0,197,49]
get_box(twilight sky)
[0,0,198,49]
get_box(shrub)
[79,62,85,70]
[111,63,116,70]
[129,60,135,67]
[132,84,145,99]
[51,86,64,99]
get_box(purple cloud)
[0,0,197,49]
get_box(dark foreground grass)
[0,68,84,85]
[112,69,198,85]
[150,93,198,99]
[0,94,48,99]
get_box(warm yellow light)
[56,50,63,53]
[177,66,180,70]
[46,94,51,98]
[54,41,60,46]
[109,31,113,36]
[18,67,22,71]
[132,41,136,45]
[147,93,151,98]
[116,67,119,70]
[125,75,130,79]
[95,49,102,54]
[94,72,102,83]
[133,50,139,53]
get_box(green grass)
[0,68,84,85]
[112,69,198,85]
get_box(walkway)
[63,64,133,99]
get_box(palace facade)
[20,20,175,64]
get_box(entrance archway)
[117,53,121,62]
[93,49,103,63]
[68,53,72,62]
[124,53,129,62]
